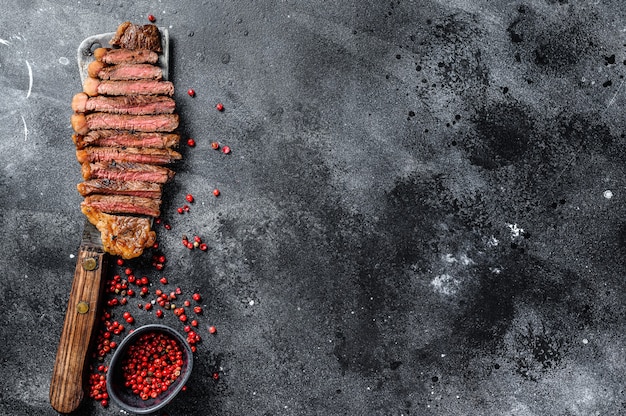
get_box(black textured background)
[0,0,625,415]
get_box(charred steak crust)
[110,22,162,53]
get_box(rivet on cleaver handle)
[50,220,108,414]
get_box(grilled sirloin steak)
[87,61,163,81]
[94,48,159,65]
[81,161,175,184]
[72,131,180,149]
[76,146,182,165]
[82,194,162,217]
[73,22,178,259]
[71,113,179,135]
[77,179,162,199]
[83,78,175,97]
[72,93,176,115]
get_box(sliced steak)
[88,61,163,81]
[73,131,180,149]
[76,147,182,165]
[72,93,175,115]
[83,77,174,97]
[71,113,179,135]
[110,22,162,52]
[94,47,159,65]
[82,194,161,217]
[82,205,156,259]
[77,179,162,198]
[82,161,175,183]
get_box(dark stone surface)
[1,0,625,415]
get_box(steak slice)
[71,113,179,135]
[72,93,175,115]
[94,47,159,65]
[73,131,180,149]
[82,194,161,217]
[110,22,162,53]
[76,147,182,165]
[81,205,156,259]
[88,61,163,81]
[77,179,162,198]
[82,161,175,183]
[83,77,174,97]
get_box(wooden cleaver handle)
[50,248,107,414]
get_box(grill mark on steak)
[81,205,156,259]
[88,61,163,81]
[73,131,180,149]
[110,22,162,53]
[82,161,175,184]
[76,147,182,165]
[77,179,162,198]
[83,78,175,97]
[72,93,175,115]
[82,194,162,217]
[71,113,179,134]
[94,48,159,65]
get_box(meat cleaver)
[49,28,168,414]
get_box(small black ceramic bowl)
[106,324,193,414]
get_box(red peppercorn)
[213,189,220,197]
[183,300,191,307]
[222,145,231,154]
[192,293,201,302]
[179,314,188,323]
[156,309,163,318]
[193,306,202,314]
[177,207,184,214]
[116,258,124,266]
[212,372,220,380]
[176,287,183,295]
[187,138,196,147]
[183,204,190,212]
[211,141,220,150]
[148,14,156,22]
[186,194,194,203]
[187,89,195,97]
[216,103,224,111]
[160,277,168,285]
[199,243,208,251]
[191,319,198,327]
[145,303,153,311]
[164,223,171,230]
[140,287,149,296]
[208,326,217,334]
[125,268,133,276]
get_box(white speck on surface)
[0,38,10,45]
[506,223,524,239]
[487,235,499,247]
[69,254,75,259]
[248,299,255,306]
[25,60,32,98]
[20,115,27,141]
[431,273,459,295]
[603,190,613,199]
[58,56,69,65]
[582,338,589,344]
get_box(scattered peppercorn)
[216,103,224,111]
[211,141,219,150]
[187,138,196,147]
[148,14,156,22]
[222,145,231,154]
[187,89,195,97]
[186,194,194,203]
[213,189,220,197]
